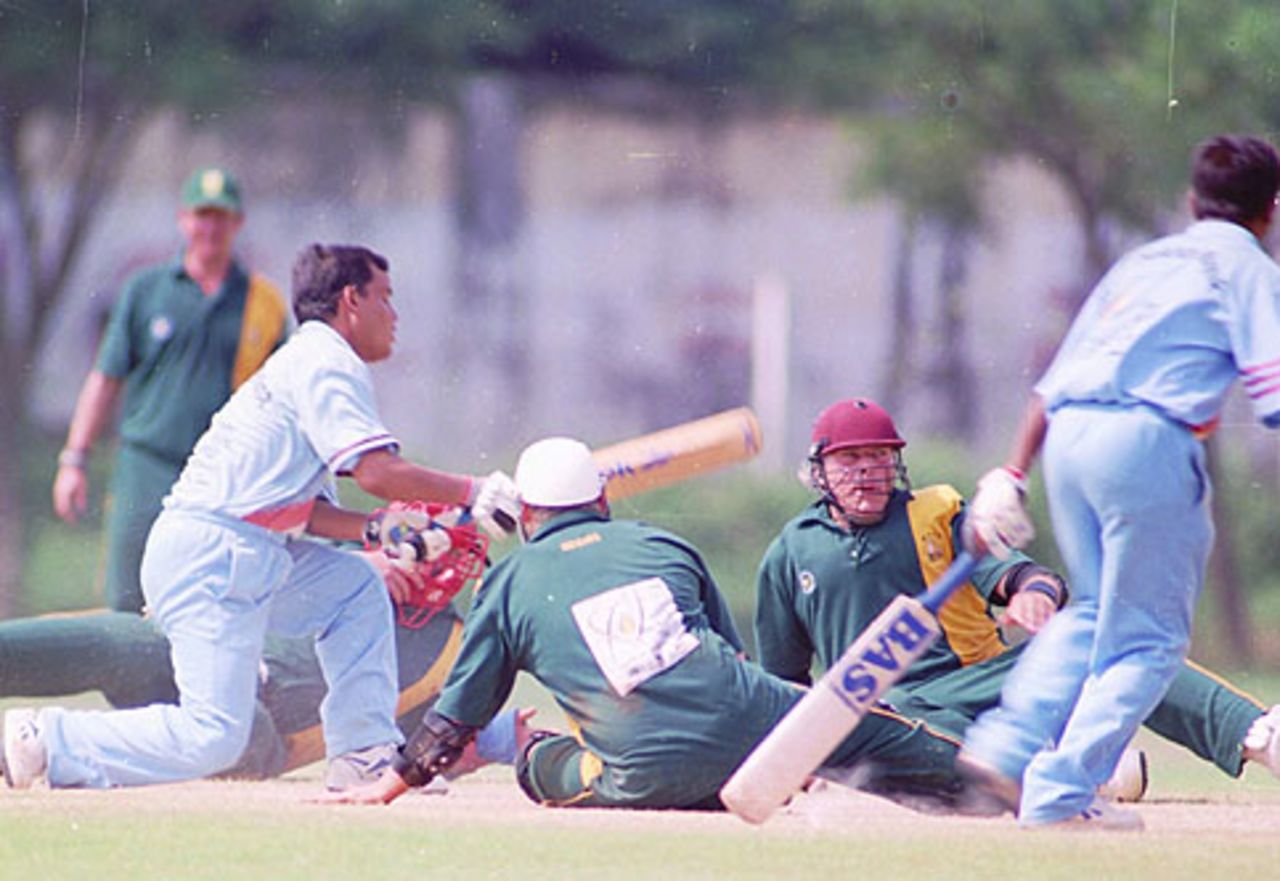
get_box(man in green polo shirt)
[755,397,1280,795]
[53,167,288,613]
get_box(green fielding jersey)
[95,257,285,464]
[755,486,1028,686]
[435,510,802,806]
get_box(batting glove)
[965,467,1034,559]
[471,470,519,537]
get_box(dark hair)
[1191,135,1280,225]
[291,244,389,324]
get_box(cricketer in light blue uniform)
[963,135,1280,827]
[23,244,498,789]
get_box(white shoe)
[1034,796,1144,831]
[2,708,47,789]
[1098,748,1148,803]
[325,742,397,792]
[1242,705,1280,778]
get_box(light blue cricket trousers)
[40,509,402,788]
[964,404,1213,824]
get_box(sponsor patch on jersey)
[560,532,602,552]
[150,315,174,342]
[799,570,817,595]
[924,533,945,564]
[571,576,698,697]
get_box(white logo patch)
[571,576,698,697]
[799,570,817,595]
[150,315,174,342]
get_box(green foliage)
[772,0,1280,266]
[18,429,109,615]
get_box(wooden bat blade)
[720,552,979,824]
[593,407,762,501]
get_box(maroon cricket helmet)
[809,398,906,459]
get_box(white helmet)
[515,437,605,507]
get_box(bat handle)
[919,551,980,615]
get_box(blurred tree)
[760,0,1280,663]
[0,0,804,616]
[0,0,487,615]
[0,2,262,615]
[782,0,1280,292]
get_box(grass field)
[10,448,1280,877]
[1,750,1277,881]
[3,674,1279,880]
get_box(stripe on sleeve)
[326,434,397,472]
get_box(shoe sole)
[1030,808,1146,832]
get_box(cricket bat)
[593,407,762,501]
[719,551,980,824]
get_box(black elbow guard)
[392,708,476,789]
[1006,563,1068,609]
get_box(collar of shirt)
[170,250,247,295]
[1186,218,1264,251]
[296,318,359,357]
[528,509,610,544]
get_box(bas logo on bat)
[830,603,935,708]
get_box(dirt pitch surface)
[4,769,1278,841]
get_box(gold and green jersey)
[95,256,287,464]
[755,486,1028,686]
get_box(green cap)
[180,167,243,213]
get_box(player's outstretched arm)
[352,451,518,537]
[350,448,474,507]
[965,395,1047,559]
[316,709,475,806]
[315,767,411,805]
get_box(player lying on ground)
[0,552,527,789]
[756,397,1280,801]
[325,437,980,811]
[1,244,520,790]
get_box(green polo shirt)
[95,256,285,464]
[436,510,806,806]
[755,487,1027,687]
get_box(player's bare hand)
[52,466,89,524]
[312,769,410,806]
[1000,590,1057,635]
[362,550,429,606]
[513,707,539,755]
[447,707,541,780]
[964,467,1034,559]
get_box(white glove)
[965,467,1034,559]
[471,470,519,538]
